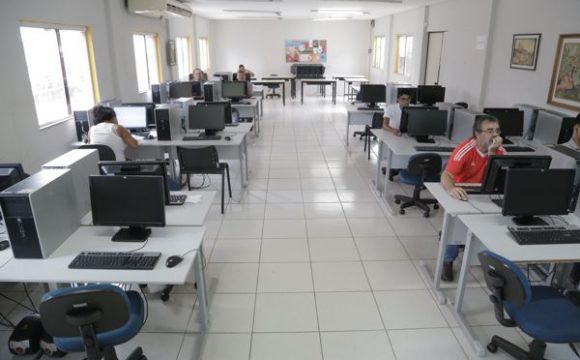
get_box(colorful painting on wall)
[547,34,580,112]
[285,40,327,63]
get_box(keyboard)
[69,251,161,270]
[548,144,580,160]
[509,226,580,245]
[183,135,222,141]
[503,146,535,152]
[357,107,383,111]
[225,123,239,127]
[414,146,455,152]
[169,193,187,205]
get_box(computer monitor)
[198,101,233,124]
[169,81,203,99]
[221,81,250,102]
[396,87,417,105]
[188,102,227,135]
[359,84,386,108]
[98,160,172,206]
[417,85,445,105]
[89,175,165,242]
[483,108,524,139]
[400,107,441,142]
[503,168,575,226]
[120,103,156,127]
[0,163,27,192]
[480,155,552,194]
[113,106,147,129]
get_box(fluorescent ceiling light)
[314,9,366,15]
[312,17,349,21]
[223,9,281,16]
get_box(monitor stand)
[511,216,548,227]
[502,136,514,145]
[204,129,218,137]
[414,136,436,143]
[112,226,151,242]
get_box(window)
[175,37,191,80]
[20,25,96,128]
[133,33,160,93]
[373,36,385,69]
[396,34,414,77]
[198,37,210,72]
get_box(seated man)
[563,114,580,150]
[238,64,255,79]
[440,114,505,281]
[381,91,412,179]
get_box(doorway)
[424,31,447,85]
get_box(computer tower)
[73,110,92,142]
[151,83,169,104]
[438,102,463,139]
[533,110,577,145]
[203,81,222,102]
[155,105,181,140]
[450,109,485,143]
[515,104,545,140]
[0,169,78,259]
[41,149,99,222]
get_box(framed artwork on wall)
[547,34,580,112]
[510,33,541,70]
[166,40,176,66]
[285,40,327,63]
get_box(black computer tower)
[558,117,577,144]
[73,110,92,142]
[155,106,180,141]
[151,83,168,104]
[204,83,215,102]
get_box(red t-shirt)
[445,138,506,184]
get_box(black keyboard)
[225,123,239,127]
[183,135,222,141]
[169,193,187,205]
[508,226,580,245]
[504,146,535,152]
[549,145,580,160]
[69,251,161,270]
[357,107,383,111]
[415,146,455,152]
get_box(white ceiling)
[182,0,446,21]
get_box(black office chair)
[177,146,231,213]
[455,102,468,109]
[79,144,116,161]
[394,153,441,217]
[266,74,281,98]
[363,112,385,159]
[478,250,580,359]
[39,284,146,360]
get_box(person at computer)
[562,114,580,150]
[440,115,505,281]
[238,64,255,79]
[189,68,206,82]
[236,69,248,82]
[89,106,138,160]
[382,92,411,135]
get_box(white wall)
[482,0,580,115]
[211,20,371,79]
[168,16,197,81]
[195,16,212,73]
[388,7,427,85]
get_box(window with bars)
[133,33,160,93]
[396,34,414,77]
[20,25,96,128]
[373,36,385,69]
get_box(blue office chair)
[394,153,441,217]
[39,284,147,360]
[479,250,580,359]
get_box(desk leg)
[381,147,395,214]
[282,82,286,106]
[194,248,210,331]
[346,112,351,146]
[332,82,336,105]
[291,79,296,98]
[420,212,451,304]
[374,140,383,191]
[450,231,486,357]
[301,81,304,104]
[240,137,249,187]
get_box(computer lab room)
[1,0,580,359]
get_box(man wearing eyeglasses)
[439,115,505,281]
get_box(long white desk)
[232,98,260,136]
[252,80,286,106]
[455,213,580,356]
[345,104,383,146]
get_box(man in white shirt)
[382,92,412,135]
[563,115,580,150]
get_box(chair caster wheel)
[394,199,401,204]
[423,212,430,218]
[399,209,405,215]
[487,342,498,353]
[160,293,170,302]
[433,204,439,210]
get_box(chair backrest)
[478,250,531,308]
[79,144,116,161]
[407,153,442,179]
[177,146,220,171]
[371,112,384,129]
[455,102,469,109]
[39,284,131,338]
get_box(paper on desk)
[186,194,202,203]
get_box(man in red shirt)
[440,115,505,281]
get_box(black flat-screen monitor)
[503,168,574,226]
[98,161,172,205]
[405,109,448,143]
[480,155,552,194]
[359,84,386,108]
[483,108,524,138]
[120,103,156,127]
[89,175,166,242]
[188,102,226,135]
[169,81,202,99]
[198,101,233,124]
[113,106,147,129]
[222,81,250,102]
[0,163,27,192]
[397,87,417,105]
[417,85,445,105]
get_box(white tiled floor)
[2,96,578,360]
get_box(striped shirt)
[445,138,505,183]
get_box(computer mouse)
[147,134,155,140]
[0,240,9,251]
[224,136,232,141]
[165,255,183,268]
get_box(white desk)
[232,98,260,136]
[0,226,210,330]
[332,75,366,99]
[300,79,337,105]
[81,191,216,227]
[253,80,286,106]
[345,104,383,146]
[343,77,369,101]
[455,214,580,356]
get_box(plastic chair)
[79,144,116,161]
[39,284,146,360]
[266,74,281,98]
[177,146,231,213]
[394,153,441,217]
[478,250,580,358]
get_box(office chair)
[177,146,231,213]
[478,250,580,359]
[360,112,384,159]
[79,144,116,161]
[266,74,281,98]
[39,284,147,360]
[394,153,441,217]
